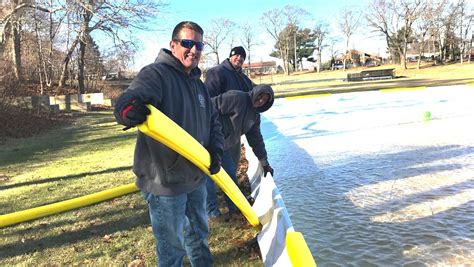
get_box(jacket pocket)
[165,155,199,184]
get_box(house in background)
[242,61,278,75]
[344,49,383,67]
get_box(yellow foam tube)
[286,231,317,267]
[138,105,259,227]
[0,183,138,228]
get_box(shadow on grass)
[0,166,132,190]
[0,205,150,259]
[0,119,135,168]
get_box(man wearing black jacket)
[205,46,254,165]
[114,21,223,266]
[206,84,275,218]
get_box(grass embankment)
[0,112,261,265]
[251,62,474,97]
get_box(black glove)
[209,155,221,175]
[263,164,274,177]
[120,98,150,128]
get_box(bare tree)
[470,33,473,63]
[205,18,236,65]
[239,22,260,70]
[413,0,440,69]
[366,0,398,63]
[397,0,424,69]
[261,8,287,74]
[457,0,473,64]
[58,0,162,91]
[366,0,423,69]
[30,0,66,89]
[313,23,329,73]
[261,5,309,75]
[339,6,361,70]
[1,1,51,81]
[2,0,23,81]
[327,36,340,68]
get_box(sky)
[131,0,386,70]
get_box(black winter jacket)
[205,59,253,97]
[211,84,274,165]
[114,49,224,196]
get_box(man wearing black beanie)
[204,46,255,219]
[229,46,247,61]
[205,46,252,98]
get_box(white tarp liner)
[243,137,296,266]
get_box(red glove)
[120,98,150,128]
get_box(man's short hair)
[172,21,204,40]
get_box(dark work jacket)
[211,84,274,165]
[114,49,224,196]
[205,59,253,97]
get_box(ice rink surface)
[260,85,474,266]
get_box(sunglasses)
[174,39,205,51]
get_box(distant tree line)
[0,0,162,96]
[205,1,472,75]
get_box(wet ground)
[261,85,474,266]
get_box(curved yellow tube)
[138,105,259,227]
[0,183,138,228]
[286,231,317,267]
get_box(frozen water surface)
[260,85,474,266]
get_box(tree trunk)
[417,33,427,69]
[343,38,349,71]
[417,41,424,69]
[33,9,44,94]
[47,2,54,86]
[275,39,288,75]
[402,36,408,69]
[58,37,80,87]
[78,38,86,94]
[11,15,22,81]
[316,49,322,73]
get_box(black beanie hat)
[229,46,246,59]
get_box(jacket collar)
[222,58,242,73]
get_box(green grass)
[0,111,261,266]
[252,62,474,97]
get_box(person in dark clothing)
[114,21,223,267]
[205,46,255,161]
[205,46,253,98]
[206,84,275,218]
[204,47,255,218]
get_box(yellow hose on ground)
[0,183,138,228]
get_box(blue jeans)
[206,150,239,217]
[143,182,213,267]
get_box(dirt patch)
[0,174,11,183]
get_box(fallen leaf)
[103,234,113,243]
